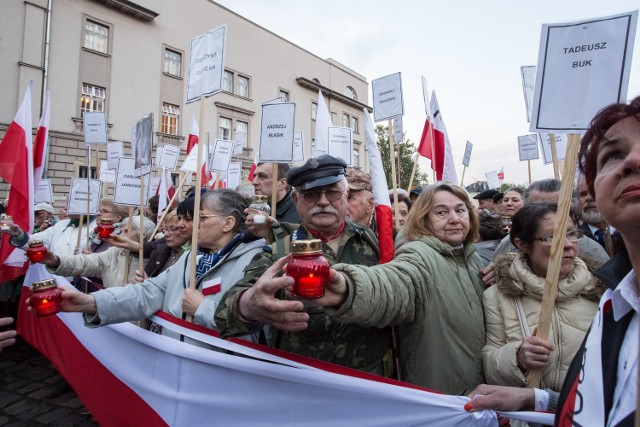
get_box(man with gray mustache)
[215,155,395,378]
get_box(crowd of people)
[0,95,638,425]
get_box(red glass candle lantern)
[26,240,48,263]
[96,218,116,239]
[287,239,330,299]
[29,278,63,317]
[0,215,13,231]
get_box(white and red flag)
[418,92,458,184]
[247,155,259,182]
[156,168,176,214]
[33,91,50,190]
[0,82,34,282]
[363,109,394,263]
[186,116,212,187]
[497,167,505,183]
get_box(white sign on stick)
[372,72,404,122]
[148,176,160,200]
[539,133,567,165]
[186,24,227,103]
[114,158,150,207]
[293,131,305,162]
[518,134,540,161]
[226,162,242,190]
[259,102,295,162]
[208,139,234,173]
[158,144,180,170]
[327,127,353,166]
[34,179,54,203]
[83,112,107,144]
[485,171,501,190]
[462,141,473,167]
[393,116,403,144]
[107,141,124,170]
[132,114,153,177]
[530,11,638,132]
[67,178,101,215]
[232,131,246,156]
[99,160,116,183]
[520,66,536,123]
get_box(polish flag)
[186,117,212,188]
[363,109,394,263]
[419,92,458,184]
[247,155,259,182]
[33,91,50,189]
[0,82,34,282]
[156,168,176,214]
[497,167,505,182]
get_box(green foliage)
[375,125,429,190]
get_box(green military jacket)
[215,220,395,377]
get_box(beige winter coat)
[482,254,604,391]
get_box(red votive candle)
[29,278,63,317]
[26,240,48,263]
[96,218,116,239]
[287,239,330,299]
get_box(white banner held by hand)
[259,102,295,162]
[186,24,227,103]
[518,134,540,161]
[530,11,638,132]
[328,127,353,166]
[83,112,108,144]
[114,158,150,207]
[107,141,124,170]
[372,72,404,122]
[68,178,102,215]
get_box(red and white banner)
[17,272,552,426]
[156,168,175,214]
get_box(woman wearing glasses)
[482,202,604,393]
[32,189,268,346]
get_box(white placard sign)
[34,179,54,203]
[114,158,150,207]
[372,72,404,122]
[517,134,540,161]
[226,162,242,189]
[485,171,501,190]
[520,66,536,123]
[83,112,108,144]
[462,141,473,167]
[99,160,116,183]
[539,133,567,165]
[327,127,353,166]
[148,176,160,200]
[132,114,153,177]
[107,141,124,170]
[186,24,227,103]
[393,116,403,144]
[67,178,101,215]
[259,102,296,162]
[208,139,234,173]
[293,131,305,162]
[158,144,180,170]
[530,11,638,132]
[232,131,246,156]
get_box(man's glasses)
[298,189,346,203]
[533,229,584,244]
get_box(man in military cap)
[345,168,374,228]
[473,189,499,212]
[215,154,395,378]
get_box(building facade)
[0,0,372,208]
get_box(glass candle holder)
[26,240,48,263]
[287,239,330,299]
[250,195,271,225]
[0,215,13,231]
[96,218,116,239]
[29,278,63,317]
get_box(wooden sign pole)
[86,145,92,247]
[528,160,532,184]
[459,166,466,187]
[527,133,581,387]
[387,120,400,230]
[138,175,145,274]
[549,133,560,180]
[407,154,418,193]
[270,163,278,219]
[123,207,133,284]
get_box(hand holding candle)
[287,239,330,299]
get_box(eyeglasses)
[161,227,180,234]
[98,209,114,214]
[533,229,584,244]
[298,189,346,203]
[199,214,226,222]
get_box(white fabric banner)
[530,11,638,132]
[518,134,540,161]
[372,72,404,122]
[83,112,107,144]
[327,126,353,166]
[186,24,227,103]
[313,89,332,157]
[67,178,101,215]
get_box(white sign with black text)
[158,144,180,170]
[226,162,242,190]
[208,139,234,173]
[34,179,54,204]
[393,116,403,144]
[83,112,108,144]
[99,160,116,183]
[114,158,150,207]
[67,178,101,215]
[539,133,568,165]
[293,131,305,162]
[372,72,404,122]
[186,24,227,103]
[107,141,124,170]
[327,127,353,166]
[259,102,296,162]
[485,171,501,190]
[462,141,473,167]
[518,134,540,161]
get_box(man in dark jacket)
[252,162,300,223]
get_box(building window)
[342,113,350,128]
[223,70,233,92]
[235,121,248,147]
[353,149,360,168]
[352,117,359,134]
[331,112,337,124]
[279,89,289,102]
[84,20,109,54]
[78,166,97,179]
[218,117,232,140]
[236,75,249,98]
[345,86,357,100]
[163,48,181,77]
[311,102,318,121]
[80,83,106,115]
[161,103,180,135]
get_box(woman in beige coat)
[482,202,604,392]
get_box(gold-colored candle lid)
[290,239,323,255]
[32,278,57,292]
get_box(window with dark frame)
[84,20,109,54]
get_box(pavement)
[0,336,98,426]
